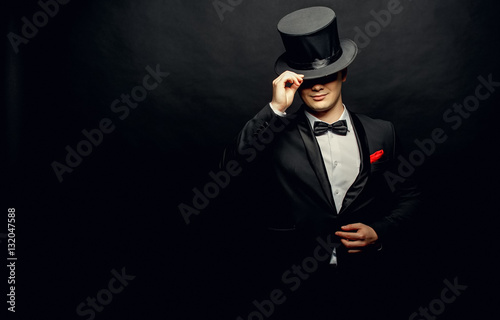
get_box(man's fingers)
[271,71,304,112]
[347,249,362,253]
[288,81,302,94]
[284,76,303,88]
[275,71,304,87]
[341,223,362,231]
[340,238,366,248]
[337,223,378,254]
[341,239,369,253]
[290,78,303,87]
[293,74,304,86]
[335,231,362,240]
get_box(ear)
[340,68,348,82]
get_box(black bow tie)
[313,120,348,136]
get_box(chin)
[307,102,334,113]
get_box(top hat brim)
[274,39,358,80]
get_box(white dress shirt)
[304,106,360,213]
[269,103,361,265]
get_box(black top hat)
[275,7,357,80]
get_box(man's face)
[299,71,346,113]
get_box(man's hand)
[271,71,304,113]
[335,223,379,253]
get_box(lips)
[311,94,327,101]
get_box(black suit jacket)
[222,104,421,261]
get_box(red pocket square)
[370,149,384,163]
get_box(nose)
[311,83,324,91]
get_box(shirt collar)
[304,104,352,132]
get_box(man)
[221,6,421,319]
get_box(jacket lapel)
[295,108,337,213]
[339,111,370,214]
[294,108,371,215]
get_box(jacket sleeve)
[220,103,292,170]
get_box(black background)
[3,0,500,319]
